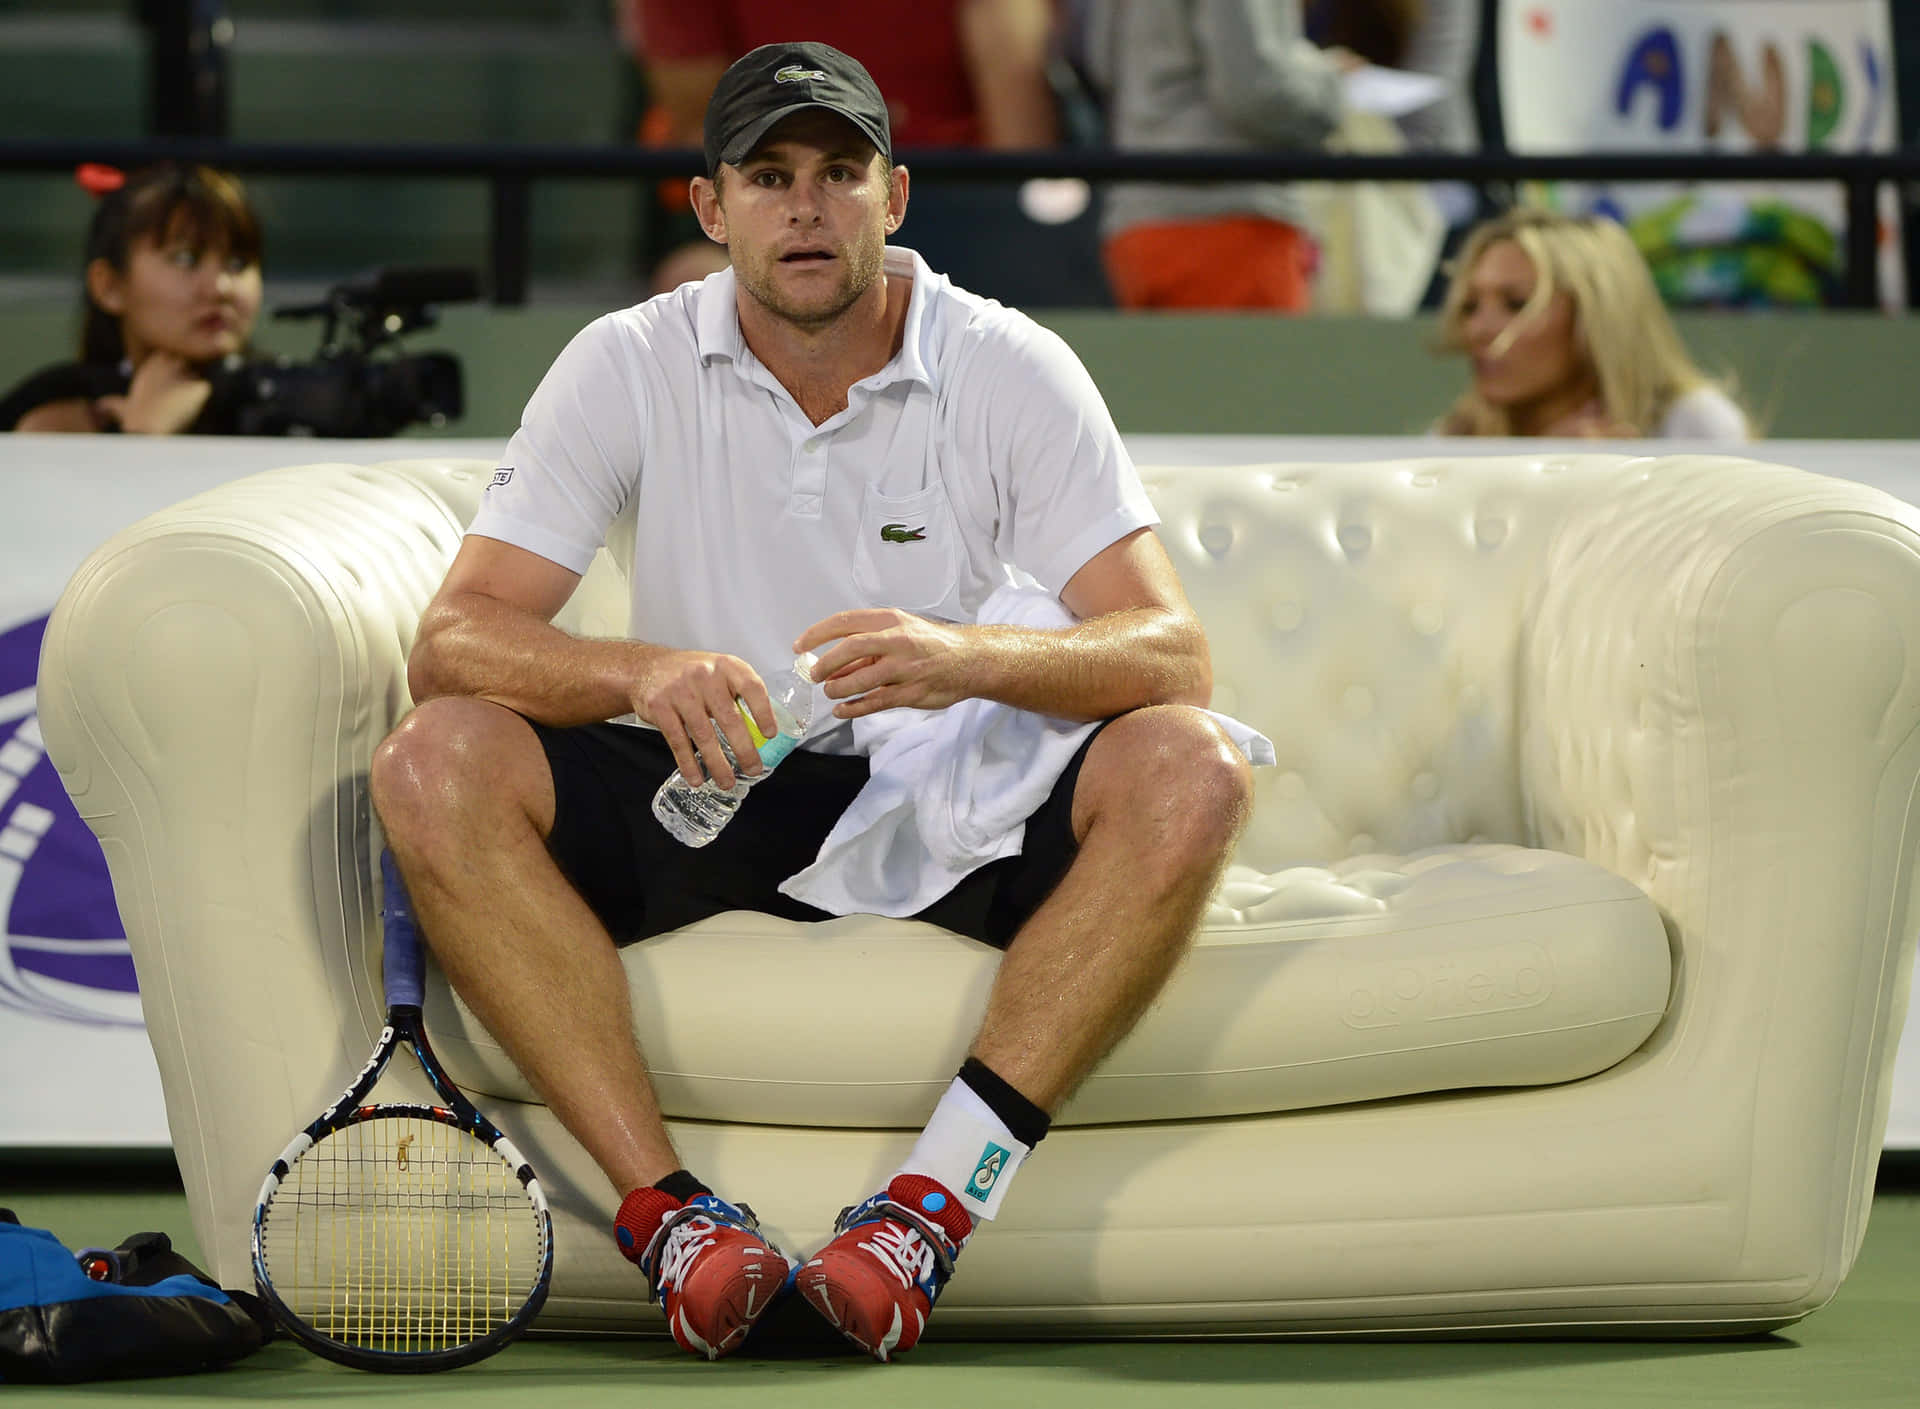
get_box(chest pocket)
[851,481,962,612]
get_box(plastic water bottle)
[650,652,817,848]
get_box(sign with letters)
[1498,0,1901,307]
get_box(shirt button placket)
[791,434,827,518]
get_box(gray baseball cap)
[703,41,892,176]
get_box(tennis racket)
[251,849,554,1372]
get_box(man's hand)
[632,650,775,789]
[94,351,213,434]
[796,609,977,720]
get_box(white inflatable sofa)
[37,452,1920,1338]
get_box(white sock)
[895,1077,1032,1221]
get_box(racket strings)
[260,1113,544,1353]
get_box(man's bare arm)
[644,55,730,145]
[958,0,1062,148]
[409,534,776,787]
[795,528,1211,721]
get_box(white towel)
[779,585,1275,917]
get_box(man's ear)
[689,175,729,246]
[86,257,126,315]
[884,164,909,236]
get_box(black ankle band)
[958,1057,1050,1148]
[653,1169,711,1204]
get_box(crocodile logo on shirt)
[879,523,927,543]
[774,64,828,84]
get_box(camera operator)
[1,162,265,434]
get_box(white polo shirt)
[471,246,1157,749]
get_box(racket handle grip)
[380,847,426,1010]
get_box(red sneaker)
[615,1188,793,1360]
[795,1174,972,1361]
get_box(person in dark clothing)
[1,163,263,434]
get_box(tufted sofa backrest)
[1139,456,1637,871]
[384,454,1656,873]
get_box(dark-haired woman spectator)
[1,163,263,433]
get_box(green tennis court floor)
[5,1172,1916,1409]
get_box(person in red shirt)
[619,1,1073,300]
[631,0,1058,149]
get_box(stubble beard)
[736,228,887,332]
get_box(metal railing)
[4,137,1915,307]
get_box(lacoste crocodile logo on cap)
[774,64,828,83]
[880,522,927,543]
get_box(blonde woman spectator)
[1436,208,1750,440]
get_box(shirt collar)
[694,245,938,393]
[695,264,745,367]
[880,246,936,392]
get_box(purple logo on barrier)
[0,615,140,1028]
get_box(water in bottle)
[651,652,817,847]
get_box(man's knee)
[370,696,552,846]
[1076,705,1253,861]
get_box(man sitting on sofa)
[369,41,1254,1363]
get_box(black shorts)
[528,718,1107,950]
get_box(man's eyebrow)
[740,145,869,167]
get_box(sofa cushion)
[424,843,1669,1127]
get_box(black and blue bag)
[0,1209,272,1383]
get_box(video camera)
[209,266,478,437]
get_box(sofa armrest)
[1521,453,1920,1280]
[37,458,489,1280]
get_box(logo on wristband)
[965,1142,1010,1202]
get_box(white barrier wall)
[3,432,1916,1151]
